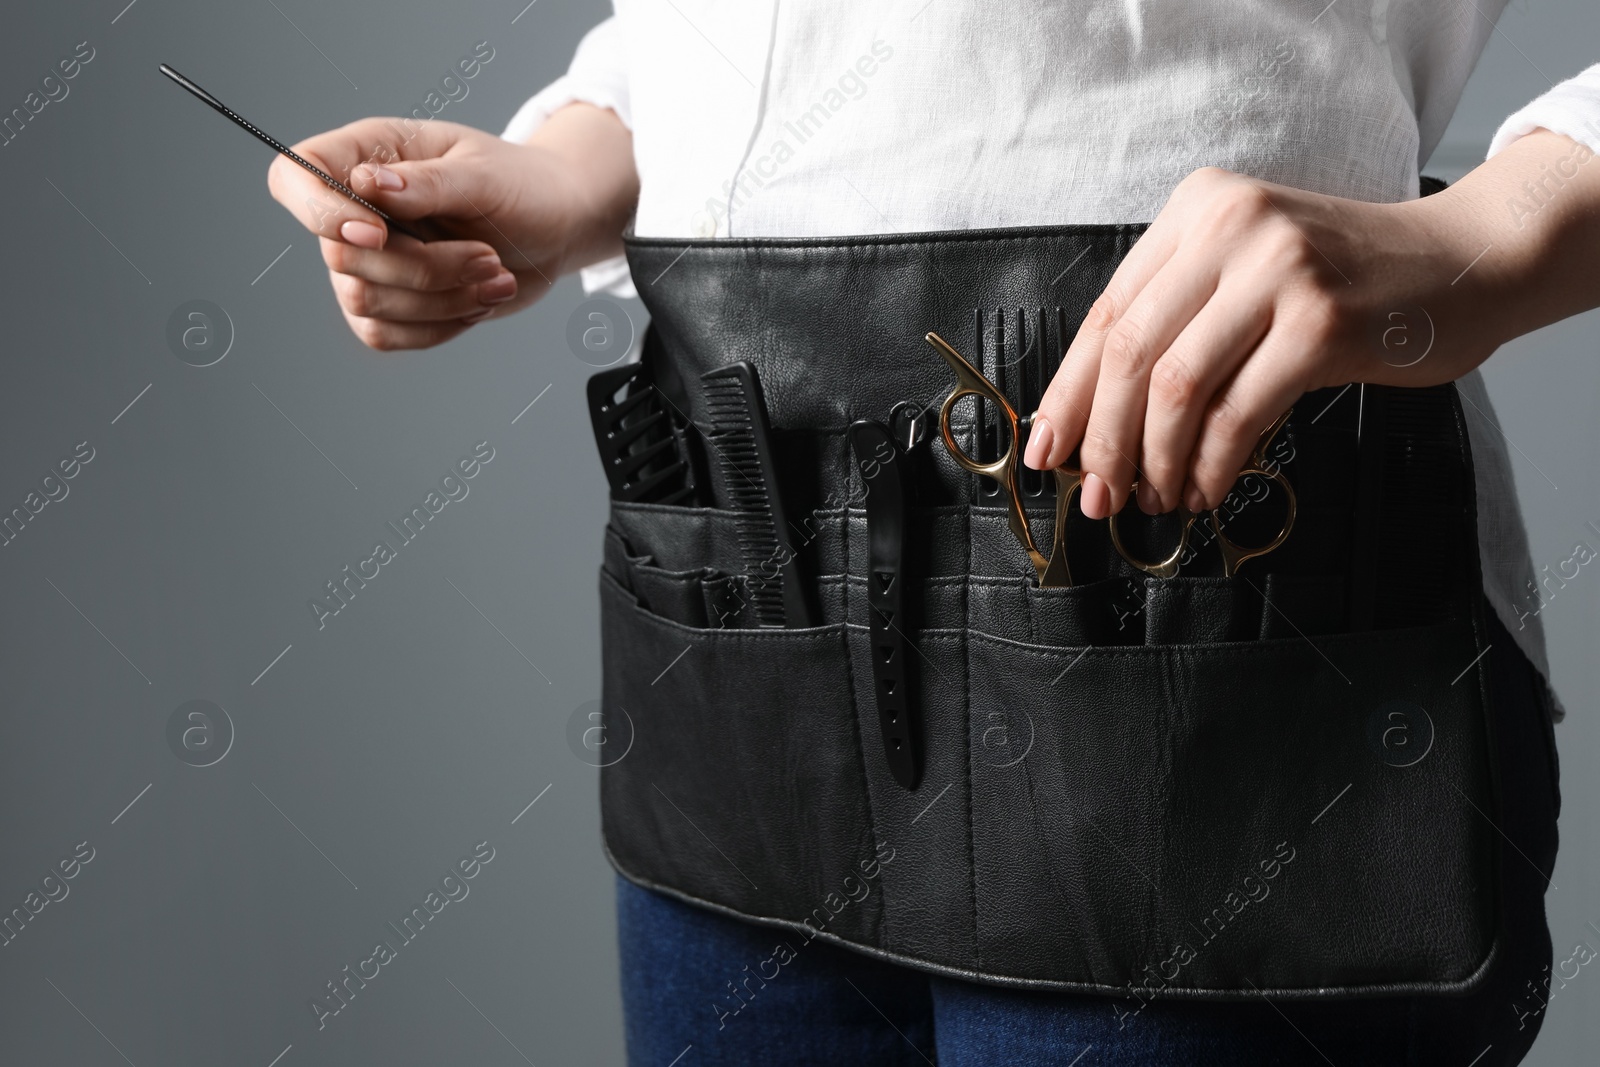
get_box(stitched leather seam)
[624,223,1149,252]
[964,618,1470,661]
[602,570,844,642]
[1446,380,1510,970]
[961,498,981,969]
[836,507,888,948]
[606,839,1504,999]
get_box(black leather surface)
[595,223,1500,998]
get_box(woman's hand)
[1023,129,1600,519]
[267,104,638,351]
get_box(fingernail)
[1137,481,1159,515]
[1185,484,1207,512]
[478,271,517,305]
[340,219,386,249]
[1023,414,1054,469]
[369,164,405,191]
[461,307,495,324]
[1081,472,1108,520]
[460,254,504,284]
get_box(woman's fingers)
[1182,324,1311,512]
[267,151,388,242]
[1020,163,1513,523]
[265,121,421,241]
[309,202,528,351]
[1027,219,1183,474]
[266,118,472,243]
[317,233,516,341]
[338,307,476,352]
[327,269,517,324]
[1136,282,1275,513]
[319,236,505,291]
[1027,168,1350,521]
[264,116,576,351]
[1072,252,1221,518]
[347,153,503,231]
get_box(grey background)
[0,1,1593,1065]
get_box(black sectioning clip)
[848,419,920,790]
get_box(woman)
[269,3,1596,1063]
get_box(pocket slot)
[632,564,713,629]
[606,524,714,628]
[1024,577,1131,647]
[1143,575,1262,645]
[609,500,743,573]
[700,573,776,630]
[967,578,1031,642]
[1257,571,1348,638]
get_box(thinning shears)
[926,331,1296,587]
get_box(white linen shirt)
[505,1,1600,714]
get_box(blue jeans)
[617,608,1561,1066]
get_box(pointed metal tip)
[159,64,227,111]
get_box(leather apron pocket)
[965,615,1496,994]
[597,508,885,945]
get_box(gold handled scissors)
[926,331,1297,587]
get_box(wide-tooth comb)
[586,361,697,504]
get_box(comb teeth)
[703,368,788,626]
[969,307,1068,499]
[586,361,696,504]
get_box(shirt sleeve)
[501,14,638,299]
[1486,62,1600,159]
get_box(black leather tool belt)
[594,223,1504,999]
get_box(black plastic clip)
[848,419,920,790]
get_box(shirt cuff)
[501,15,631,141]
[500,72,631,144]
[1487,62,1600,159]
[576,255,638,299]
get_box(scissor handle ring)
[938,383,1053,579]
[1212,465,1298,577]
[1108,503,1202,580]
[938,384,1013,481]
